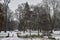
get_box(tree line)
[0,0,60,33]
[15,2,53,33]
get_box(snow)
[0,31,8,37]
[0,31,57,40]
[43,36,48,39]
[8,31,18,37]
[1,37,20,40]
[1,38,49,40]
[0,31,18,37]
[18,31,42,36]
[52,31,60,40]
[53,31,60,34]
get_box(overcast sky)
[8,0,42,12]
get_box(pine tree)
[23,2,30,33]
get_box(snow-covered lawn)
[18,31,42,36]
[0,37,52,40]
[52,31,60,40]
[0,31,56,40]
[0,31,8,37]
[0,30,43,37]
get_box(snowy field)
[52,31,60,40]
[0,37,51,40]
[1,31,60,40]
[0,31,43,37]
[18,31,42,36]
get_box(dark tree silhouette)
[0,3,4,31]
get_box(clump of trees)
[0,0,60,32]
[16,2,53,33]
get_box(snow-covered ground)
[0,30,57,40]
[18,31,42,36]
[1,30,60,40]
[0,31,8,37]
[0,37,51,40]
[52,31,60,40]
[0,31,51,40]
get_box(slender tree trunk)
[37,26,39,36]
[30,29,31,37]
[23,26,25,33]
